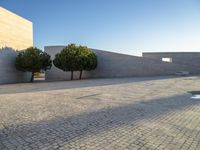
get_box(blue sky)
[1,0,200,56]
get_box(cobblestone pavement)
[0,76,200,150]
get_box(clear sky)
[1,0,200,56]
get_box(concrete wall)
[143,52,200,69]
[45,46,200,81]
[0,7,33,50]
[0,48,31,84]
[0,7,33,84]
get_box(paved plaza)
[0,76,200,150]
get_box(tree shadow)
[0,47,31,85]
[0,93,199,149]
[0,76,183,95]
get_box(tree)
[77,46,97,79]
[53,44,79,80]
[53,44,97,80]
[15,47,52,82]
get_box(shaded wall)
[0,48,31,84]
[45,46,200,81]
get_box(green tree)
[77,46,97,79]
[53,44,79,80]
[53,44,97,80]
[15,47,52,82]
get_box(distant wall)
[45,46,200,81]
[0,7,33,50]
[143,52,200,71]
[0,48,31,84]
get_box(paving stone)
[0,76,200,150]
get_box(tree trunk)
[79,70,83,80]
[30,71,34,82]
[71,71,74,80]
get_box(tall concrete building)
[0,7,33,50]
[0,7,32,84]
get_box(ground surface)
[0,76,200,150]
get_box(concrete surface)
[0,48,31,84]
[143,52,200,71]
[0,76,200,150]
[45,46,199,81]
[0,7,33,50]
[0,7,32,84]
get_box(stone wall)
[45,46,200,81]
[143,52,200,69]
[0,48,31,84]
[0,7,33,50]
[0,7,33,84]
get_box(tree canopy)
[53,44,97,80]
[15,47,52,82]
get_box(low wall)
[0,48,31,84]
[45,46,199,81]
[143,52,200,69]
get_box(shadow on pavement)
[0,93,199,149]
